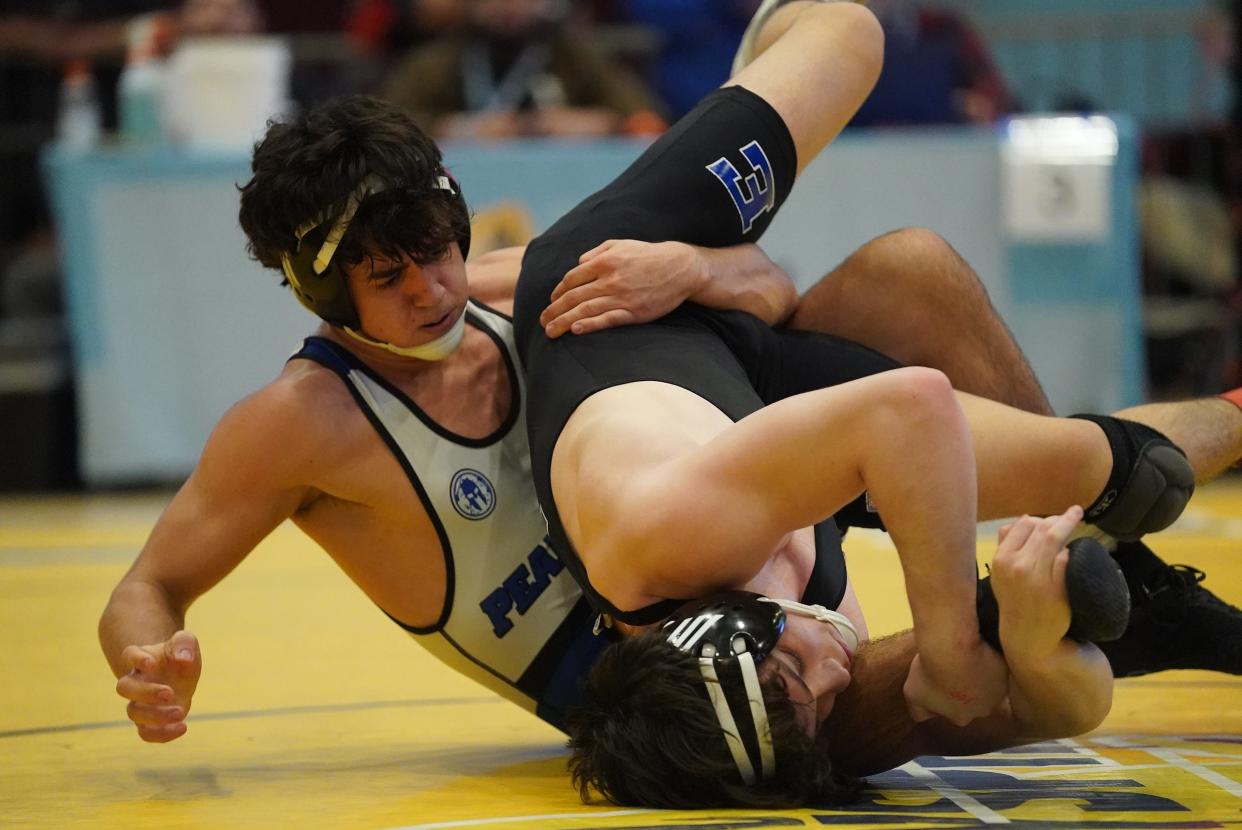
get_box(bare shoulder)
[203,359,363,485]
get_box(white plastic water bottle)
[119,16,167,144]
[56,59,101,151]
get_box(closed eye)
[773,650,814,703]
[367,265,403,289]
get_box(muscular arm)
[833,630,1111,776]
[574,368,1001,722]
[831,513,1114,776]
[99,384,316,740]
[535,239,798,336]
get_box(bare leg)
[1114,398,1242,484]
[956,393,1111,520]
[789,228,1053,415]
[727,2,884,176]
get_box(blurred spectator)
[850,0,1015,127]
[176,0,263,35]
[621,0,750,121]
[258,0,350,33]
[381,0,665,139]
[348,0,466,57]
[0,1,175,330]
[0,0,263,316]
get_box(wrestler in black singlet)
[513,86,898,626]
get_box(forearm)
[99,578,186,678]
[688,244,797,326]
[1004,639,1112,738]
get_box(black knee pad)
[1072,414,1195,541]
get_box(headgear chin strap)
[341,310,466,361]
[758,597,859,653]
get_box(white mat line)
[899,760,1010,824]
[1144,748,1242,799]
[1056,736,1120,766]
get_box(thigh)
[761,328,904,403]
[514,86,797,354]
[757,329,903,532]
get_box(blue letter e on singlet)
[706,140,775,234]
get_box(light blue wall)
[936,0,1226,125]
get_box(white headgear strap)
[342,311,467,361]
[759,597,860,652]
[698,639,775,785]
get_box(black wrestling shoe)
[1098,563,1242,677]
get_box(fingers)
[564,308,636,336]
[544,298,607,337]
[118,632,200,744]
[165,630,200,670]
[542,283,606,334]
[1045,505,1084,546]
[1051,546,1069,586]
[577,239,615,265]
[548,257,605,305]
[135,720,188,744]
[122,643,158,674]
[126,699,186,729]
[116,672,175,706]
[998,515,1036,553]
[998,506,1083,558]
[119,671,189,742]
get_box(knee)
[874,366,961,430]
[864,227,967,282]
[863,227,994,310]
[803,1,884,78]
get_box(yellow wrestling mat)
[2,482,1240,829]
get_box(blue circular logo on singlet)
[450,469,496,520]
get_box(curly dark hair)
[567,629,860,808]
[237,96,471,277]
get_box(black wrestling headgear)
[279,172,470,329]
[662,590,786,785]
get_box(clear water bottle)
[57,59,101,152]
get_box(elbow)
[1035,695,1112,741]
[1016,647,1115,740]
[1065,661,1115,737]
